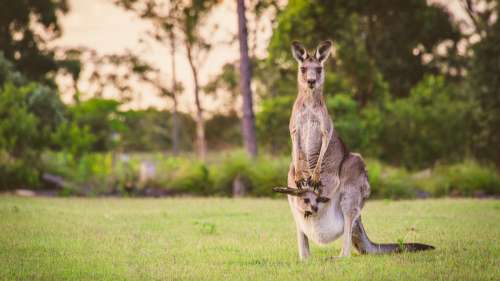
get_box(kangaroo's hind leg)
[339,190,362,257]
[296,226,310,261]
[338,153,371,257]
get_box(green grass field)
[0,196,499,280]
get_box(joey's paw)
[304,211,313,219]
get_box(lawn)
[0,196,499,280]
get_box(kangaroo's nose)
[307,79,316,87]
[311,206,318,212]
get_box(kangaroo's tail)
[352,217,435,254]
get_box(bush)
[416,161,500,196]
[41,151,500,198]
[209,151,253,195]
[247,155,290,197]
[0,82,64,189]
[168,160,211,194]
[366,159,417,199]
[0,151,39,189]
[208,151,290,196]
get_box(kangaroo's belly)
[292,196,344,245]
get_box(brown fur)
[274,41,434,260]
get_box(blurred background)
[0,0,499,198]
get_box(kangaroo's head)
[291,40,333,92]
[273,187,330,218]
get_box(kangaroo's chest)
[293,108,323,158]
[291,196,344,245]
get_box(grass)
[0,197,499,280]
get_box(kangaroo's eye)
[303,198,310,204]
[300,67,306,74]
[316,67,322,74]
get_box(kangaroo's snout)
[307,79,316,88]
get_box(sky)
[52,0,468,113]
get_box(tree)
[266,0,461,100]
[0,0,69,82]
[466,1,500,166]
[168,26,181,155]
[56,47,162,106]
[459,0,498,40]
[376,75,472,169]
[115,0,219,160]
[120,108,196,152]
[237,0,258,157]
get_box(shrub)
[168,160,211,194]
[209,151,252,195]
[41,151,500,198]
[0,151,39,189]
[0,82,64,189]
[416,161,500,196]
[247,155,289,197]
[208,151,289,197]
[366,159,417,199]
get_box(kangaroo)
[273,40,434,260]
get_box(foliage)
[375,75,473,169]
[415,161,500,197]
[365,159,417,199]
[467,4,500,166]
[51,122,95,158]
[204,63,239,109]
[0,79,67,189]
[0,52,26,86]
[0,0,68,82]
[1,0,500,193]
[121,109,175,152]
[0,83,40,188]
[40,150,500,199]
[205,111,242,150]
[69,98,125,152]
[326,93,364,151]
[256,75,476,170]
[208,151,289,196]
[256,96,294,153]
[266,0,461,99]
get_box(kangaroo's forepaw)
[295,178,308,189]
[308,176,322,191]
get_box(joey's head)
[291,40,333,92]
[273,187,330,218]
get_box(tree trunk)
[169,31,180,155]
[186,43,207,160]
[237,0,258,158]
[73,80,80,104]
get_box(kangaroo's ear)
[273,187,305,196]
[291,41,307,63]
[315,40,333,63]
[317,196,330,203]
